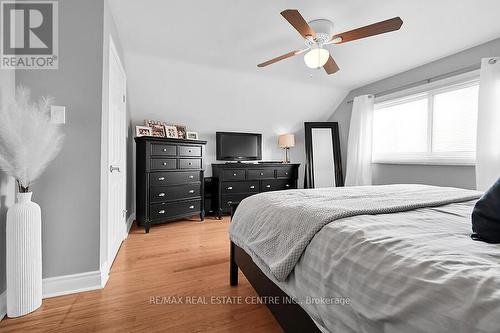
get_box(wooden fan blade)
[323,55,340,75]
[331,17,403,44]
[257,50,300,67]
[281,9,317,39]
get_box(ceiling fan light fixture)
[304,48,329,69]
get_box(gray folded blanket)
[229,184,482,281]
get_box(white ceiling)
[108,0,500,90]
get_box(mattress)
[243,199,500,332]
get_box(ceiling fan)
[258,9,403,75]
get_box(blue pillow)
[471,178,500,243]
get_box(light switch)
[50,105,66,124]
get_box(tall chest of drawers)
[135,137,207,233]
[212,163,300,217]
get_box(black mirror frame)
[304,122,344,189]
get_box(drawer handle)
[250,185,255,189]
[266,185,271,188]
[188,162,192,166]
[189,205,195,209]
[162,162,167,166]
[260,172,264,176]
[158,177,165,181]
[227,201,232,205]
[188,175,194,179]
[285,184,290,188]
[233,173,237,176]
[159,210,165,214]
[227,186,233,190]
[285,172,288,175]
[188,150,192,153]
[162,148,167,152]
[188,190,195,194]
[158,193,165,197]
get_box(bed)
[229,184,500,333]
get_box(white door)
[107,37,127,269]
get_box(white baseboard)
[42,270,103,299]
[100,212,135,289]
[0,271,105,321]
[0,291,6,322]
[100,267,110,288]
[100,257,112,289]
[0,214,137,312]
[125,212,136,239]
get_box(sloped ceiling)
[109,0,500,87]
[108,0,500,175]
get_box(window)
[372,77,479,165]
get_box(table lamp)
[278,134,295,164]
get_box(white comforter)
[231,186,500,332]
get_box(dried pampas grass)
[0,86,64,192]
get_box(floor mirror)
[304,122,344,189]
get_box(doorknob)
[110,165,120,173]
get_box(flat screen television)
[216,132,262,161]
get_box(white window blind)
[373,96,428,155]
[372,76,479,165]
[432,84,478,153]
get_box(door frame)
[99,35,128,287]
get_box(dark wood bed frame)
[229,204,321,333]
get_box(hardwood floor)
[0,217,283,333]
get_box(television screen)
[216,132,262,161]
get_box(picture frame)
[144,120,166,137]
[175,125,187,139]
[186,131,199,140]
[144,120,160,127]
[164,125,179,138]
[135,125,152,137]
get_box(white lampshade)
[304,48,329,69]
[278,134,295,148]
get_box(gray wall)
[125,53,345,195]
[330,37,500,189]
[372,164,476,189]
[15,0,105,278]
[0,70,16,295]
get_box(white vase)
[6,192,42,317]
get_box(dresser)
[212,163,300,217]
[135,137,207,233]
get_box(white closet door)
[107,37,127,269]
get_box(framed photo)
[135,125,152,137]
[175,125,187,139]
[186,131,199,140]
[144,120,166,137]
[164,125,179,138]
[144,120,159,127]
